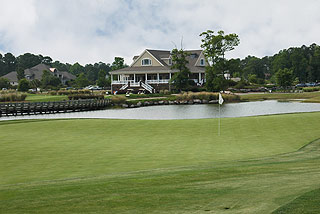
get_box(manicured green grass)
[1,113,320,213]
[25,93,68,102]
[240,91,320,102]
[273,188,320,214]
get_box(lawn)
[25,93,68,102]
[240,91,320,103]
[1,113,320,213]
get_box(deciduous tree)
[200,30,239,91]
[275,68,294,88]
[17,78,30,92]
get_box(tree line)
[171,31,320,92]
[0,52,127,89]
[1,36,320,91]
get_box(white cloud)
[0,0,320,65]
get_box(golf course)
[1,112,320,213]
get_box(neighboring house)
[1,64,76,86]
[109,49,208,93]
[1,71,19,86]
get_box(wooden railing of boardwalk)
[0,99,110,117]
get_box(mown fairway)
[1,112,320,213]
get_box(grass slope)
[25,93,68,102]
[240,91,320,102]
[1,113,320,213]
[273,187,320,214]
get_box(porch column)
[145,73,148,83]
[169,73,172,79]
[134,73,136,83]
[157,73,160,83]
[118,75,120,81]
[199,73,201,83]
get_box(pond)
[1,100,320,121]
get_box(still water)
[1,100,320,121]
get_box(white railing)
[130,81,141,87]
[141,82,154,94]
[119,84,128,90]
[112,80,128,84]
[113,79,170,85]
[146,79,170,84]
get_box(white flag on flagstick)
[218,93,224,105]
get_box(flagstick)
[218,103,221,136]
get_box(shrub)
[17,79,30,92]
[111,96,127,104]
[175,91,240,102]
[57,89,92,95]
[303,87,320,92]
[0,93,27,102]
[176,92,218,101]
[68,94,104,100]
[50,91,58,95]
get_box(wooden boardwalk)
[0,99,110,117]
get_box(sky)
[0,0,320,65]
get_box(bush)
[50,91,58,95]
[303,87,320,92]
[0,93,27,102]
[111,96,127,104]
[176,92,218,101]
[68,94,104,100]
[175,91,240,102]
[18,79,30,92]
[57,89,92,95]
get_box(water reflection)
[1,100,320,120]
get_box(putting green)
[1,112,320,213]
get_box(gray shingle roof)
[2,72,18,82]
[1,63,76,83]
[110,49,205,74]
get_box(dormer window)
[142,58,152,66]
[200,58,205,66]
[168,58,172,65]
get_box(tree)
[40,56,53,65]
[170,48,191,91]
[3,53,17,74]
[0,78,10,89]
[41,70,61,89]
[29,79,41,89]
[17,53,41,70]
[74,73,90,88]
[111,57,127,71]
[275,68,294,88]
[17,79,30,92]
[200,30,240,64]
[84,64,99,82]
[200,30,240,91]
[96,69,108,87]
[16,67,25,80]
[69,62,84,76]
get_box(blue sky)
[1,0,320,65]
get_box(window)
[200,58,205,66]
[142,58,152,66]
[168,58,172,65]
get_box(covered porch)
[111,73,172,85]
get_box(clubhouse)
[109,49,207,93]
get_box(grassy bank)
[1,113,320,213]
[240,91,320,103]
[273,187,320,214]
[25,93,68,102]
